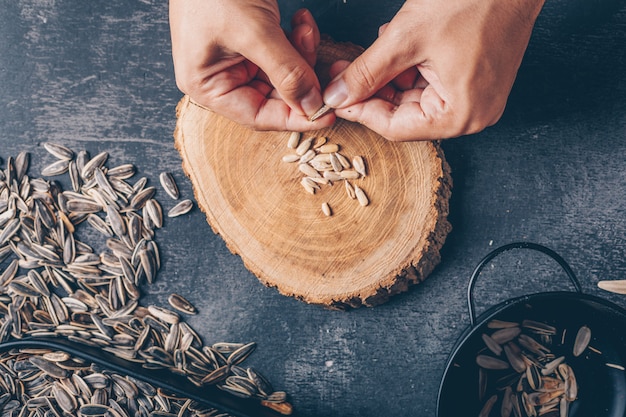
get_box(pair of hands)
[170,0,544,141]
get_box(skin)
[169,0,334,131]
[323,0,547,141]
[170,0,545,140]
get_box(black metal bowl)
[437,243,626,417]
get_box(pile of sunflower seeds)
[0,348,227,417]
[0,145,291,415]
[282,132,369,216]
[475,320,590,417]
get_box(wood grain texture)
[174,93,451,308]
[173,40,451,308]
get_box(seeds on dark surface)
[168,199,193,218]
[130,186,156,210]
[44,143,75,160]
[167,293,197,315]
[159,172,180,200]
[0,146,292,415]
[81,151,109,180]
[41,159,70,176]
[108,163,136,179]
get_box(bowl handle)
[467,242,582,327]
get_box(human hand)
[322,0,545,141]
[169,1,334,131]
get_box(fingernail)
[302,28,315,53]
[300,88,323,117]
[323,78,349,108]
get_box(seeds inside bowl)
[475,320,593,417]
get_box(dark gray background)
[0,1,625,416]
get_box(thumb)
[244,27,323,118]
[323,27,416,109]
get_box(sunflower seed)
[147,199,166,230]
[94,168,118,201]
[476,355,509,370]
[0,218,20,245]
[42,159,70,176]
[542,356,566,376]
[106,205,126,237]
[298,163,321,178]
[572,325,591,357]
[522,320,556,335]
[107,163,136,179]
[286,131,300,149]
[321,202,332,216]
[44,143,74,160]
[352,156,366,177]
[479,394,497,417]
[481,333,502,356]
[504,342,527,373]
[282,154,300,163]
[8,280,41,297]
[329,153,343,172]
[29,356,69,378]
[148,305,179,325]
[81,151,109,179]
[354,185,369,206]
[67,199,102,214]
[299,149,316,164]
[295,137,313,156]
[130,186,156,210]
[0,146,286,410]
[167,293,197,315]
[318,143,339,154]
[167,199,193,218]
[159,172,179,200]
[308,104,332,121]
[323,171,343,181]
[490,326,521,344]
[15,151,30,181]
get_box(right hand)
[169,1,334,131]
[322,0,545,141]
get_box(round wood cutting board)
[173,40,452,309]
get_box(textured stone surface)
[0,1,625,415]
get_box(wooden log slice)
[173,39,452,309]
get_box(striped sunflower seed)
[167,293,197,315]
[167,199,193,218]
[159,172,179,200]
[44,143,75,160]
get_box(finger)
[199,61,334,131]
[334,85,457,141]
[328,60,350,79]
[378,22,389,36]
[391,66,421,91]
[214,84,335,131]
[290,9,320,67]
[290,23,318,68]
[291,9,320,66]
[323,21,421,109]
[243,22,323,118]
